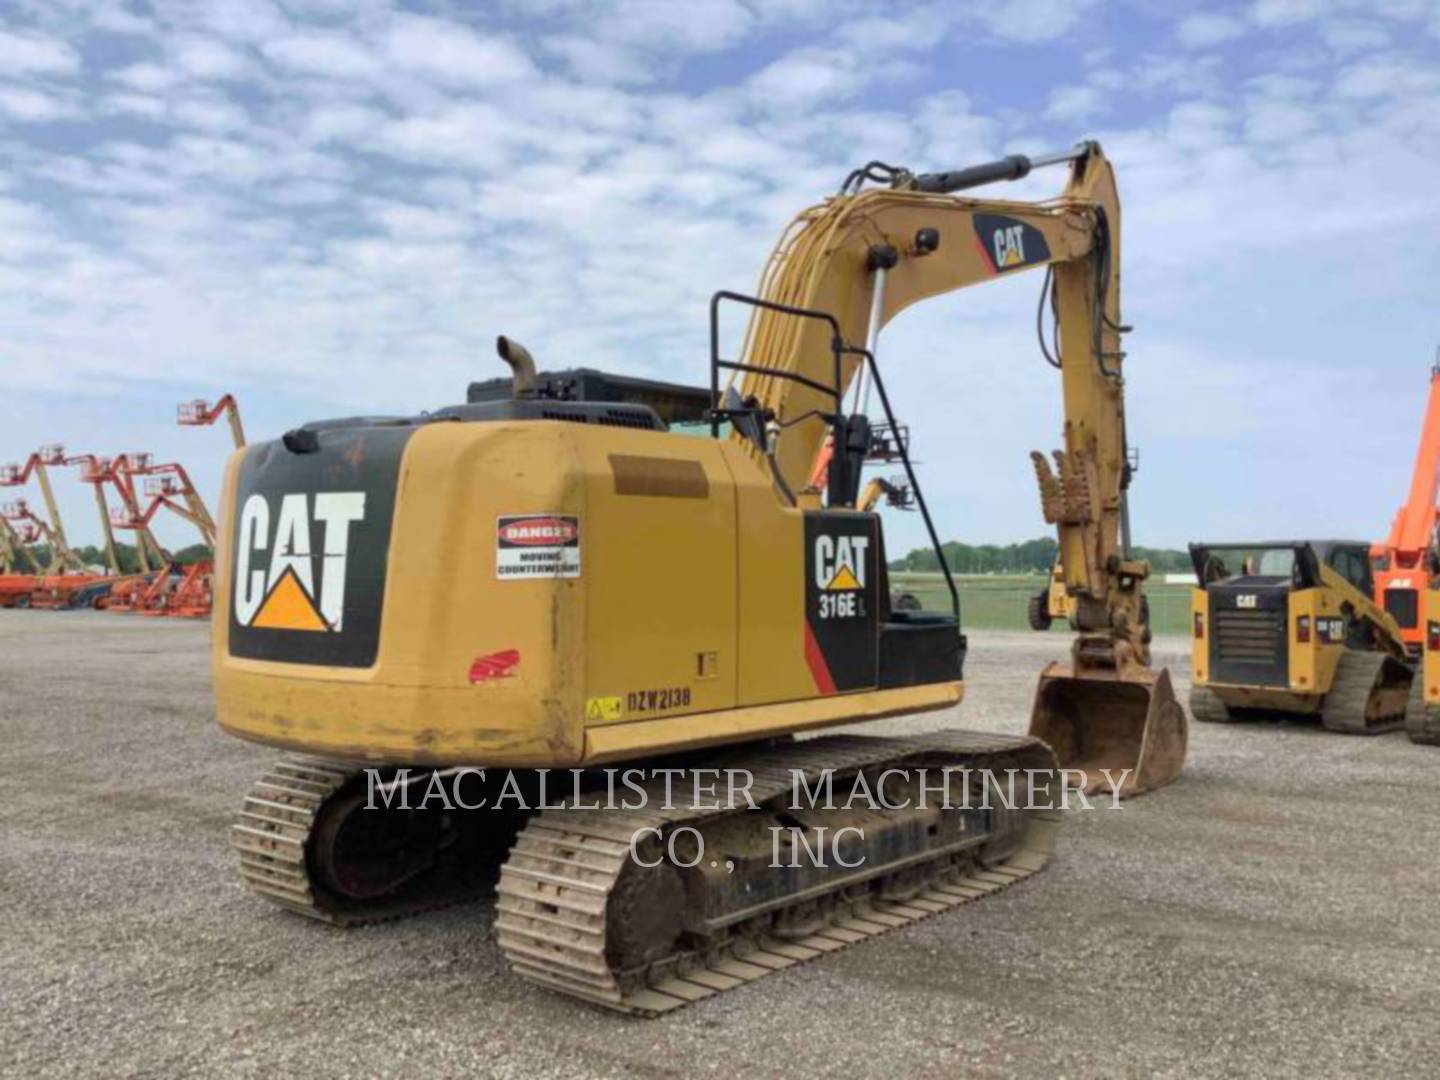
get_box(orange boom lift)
[113,460,218,617]
[0,446,87,574]
[1372,355,1440,656]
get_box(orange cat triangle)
[251,566,329,632]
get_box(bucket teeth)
[1031,449,1093,525]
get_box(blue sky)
[0,0,1437,555]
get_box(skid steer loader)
[1189,541,1413,732]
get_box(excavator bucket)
[1028,663,1187,798]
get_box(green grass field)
[890,572,1194,636]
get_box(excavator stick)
[1029,663,1186,798]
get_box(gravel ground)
[2,611,1437,1079]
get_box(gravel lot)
[3,611,1437,1078]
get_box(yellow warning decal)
[585,696,623,722]
[824,564,862,591]
[251,567,329,632]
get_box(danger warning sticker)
[496,515,581,580]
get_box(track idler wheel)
[310,788,448,903]
[1028,663,1186,798]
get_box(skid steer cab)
[1188,541,1413,734]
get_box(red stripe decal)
[803,622,837,696]
[971,226,996,274]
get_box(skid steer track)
[1320,650,1411,734]
[1405,674,1440,745]
[1188,685,1237,724]
[495,730,1059,1015]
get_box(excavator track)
[1404,673,1440,745]
[1320,650,1411,735]
[1188,685,1237,724]
[494,730,1059,1015]
[231,758,507,925]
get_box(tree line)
[889,536,1192,575]
[14,542,213,574]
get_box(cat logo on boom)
[233,492,366,632]
[815,534,868,620]
[993,224,1027,267]
[973,213,1051,273]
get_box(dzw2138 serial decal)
[228,427,409,668]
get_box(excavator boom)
[730,142,1184,795]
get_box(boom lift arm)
[727,142,1184,794]
[178,395,246,450]
[0,447,86,573]
[1380,357,1440,572]
[58,453,123,576]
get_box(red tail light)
[1428,621,1440,652]
[1193,612,1204,639]
[1296,616,1311,644]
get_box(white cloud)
[0,85,79,122]
[1047,84,1104,122]
[263,33,380,80]
[595,0,754,52]
[173,36,253,80]
[1177,13,1247,48]
[381,14,535,87]
[1335,57,1440,97]
[1244,100,1318,142]
[172,97,251,134]
[0,0,1436,553]
[111,62,182,92]
[980,0,1100,42]
[1250,0,1326,26]
[745,48,866,110]
[0,29,79,74]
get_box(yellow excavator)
[214,141,1185,1013]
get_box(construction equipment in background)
[0,510,43,607]
[214,141,1184,1014]
[169,394,242,616]
[1027,560,1076,631]
[58,453,122,576]
[0,513,39,575]
[1028,556,1148,633]
[109,459,217,617]
[1,499,62,573]
[90,452,172,612]
[1370,356,1440,657]
[0,446,86,574]
[1404,586,1440,744]
[112,453,169,575]
[178,394,246,449]
[1189,541,1413,733]
[0,501,108,609]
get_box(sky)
[0,0,1437,556]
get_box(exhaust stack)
[496,336,537,399]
